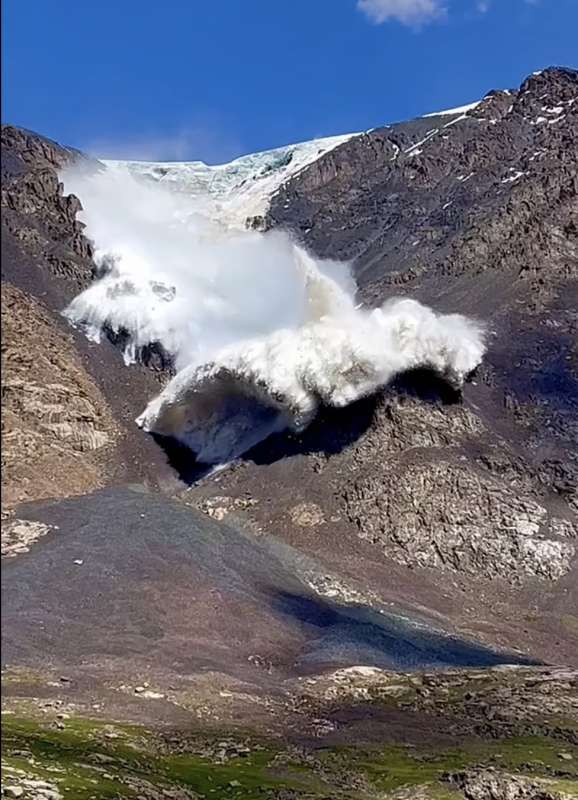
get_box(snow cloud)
[84,122,243,166]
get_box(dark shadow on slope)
[492,321,578,407]
[266,588,542,674]
[149,367,468,483]
[147,392,384,484]
[392,367,464,405]
[150,433,217,485]
[241,367,465,467]
[2,485,544,678]
[244,392,382,466]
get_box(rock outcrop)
[1,125,94,305]
[1,283,116,510]
[0,126,179,513]
[445,769,573,800]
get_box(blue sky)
[2,0,577,163]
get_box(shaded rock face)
[1,125,95,304]
[267,68,578,300]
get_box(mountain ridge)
[2,65,578,800]
[1,67,577,659]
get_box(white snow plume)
[61,162,354,369]
[61,162,486,464]
[137,296,486,462]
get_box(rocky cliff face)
[1,126,181,514]
[266,68,577,299]
[1,282,116,509]
[1,125,94,303]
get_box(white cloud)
[357,0,446,27]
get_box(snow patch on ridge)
[423,100,481,118]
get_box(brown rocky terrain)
[1,126,181,519]
[1,282,116,510]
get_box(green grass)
[1,716,332,799]
[1,666,50,687]
[316,736,578,794]
[3,715,578,799]
[552,778,578,795]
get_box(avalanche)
[61,143,486,464]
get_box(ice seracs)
[104,133,358,230]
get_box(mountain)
[140,66,577,660]
[187,67,578,626]
[1,68,578,800]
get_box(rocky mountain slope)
[1,126,184,515]
[183,66,578,664]
[2,68,578,799]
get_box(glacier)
[103,132,358,229]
